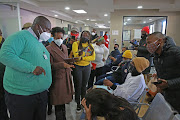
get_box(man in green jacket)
[0,16,52,120]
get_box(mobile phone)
[152,80,162,85]
[71,36,75,40]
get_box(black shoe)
[76,104,82,113]
[48,110,52,115]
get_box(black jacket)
[154,36,180,112]
[137,38,151,74]
[112,60,131,84]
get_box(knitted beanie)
[132,57,150,73]
[122,50,132,59]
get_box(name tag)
[43,54,48,59]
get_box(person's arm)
[0,36,36,73]
[103,45,109,60]
[72,42,81,58]
[165,48,180,90]
[113,77,142,100]
[137,40,149,53]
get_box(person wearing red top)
[103,32,109,48]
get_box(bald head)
[31,16,51,39]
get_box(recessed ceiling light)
[124,22,127,25]
[75,21,78,23]
[54,15,58,17]
[127,18,131,21]
[73,10,87,14]
[65,7,70,10]
[108,21,110,23]
[143,21,146,23]
[137,6,143,9]
[149,19,152,20]
[86,19,89,20]
[90,19,96,21]
[104,14,108,17]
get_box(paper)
[112,30,119,35]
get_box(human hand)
[64,63,75,68]
[152,73,157,78]
[78,50,83,56]
[134,47,138,50]
[81,98,92,120]
[102,58,106,62]
[33,66,46,76]
[156,79,168,90]
[103,79,113,87]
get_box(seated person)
[102,47,127,74]
[81,88,139,120]
[95,50,132,85]
[104,57,149,102]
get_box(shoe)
[48,110,52,115]
[76,104,82,113]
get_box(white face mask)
[54,39,63,47]
[92,32,96,36]
[38,25,51,42]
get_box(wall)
[110,9,180,52]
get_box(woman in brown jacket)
[46,27,74,120]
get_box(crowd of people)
[0,15,180,120]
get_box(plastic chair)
[172,114,180,120]
[142,93,178,120]
[129,87,149,115]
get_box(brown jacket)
[46,42,73,105]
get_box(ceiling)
[2,0,180,28]
[124,17,166,25]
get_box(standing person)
[63,27,79,55]
[91,29,98,41]
[0,29,5,48]
[146,32,180,113]
[103,31,109,48]
[72,31,95,112]
[135,26,151,74]
[88,37,109,89]
[46,27,74,120]
[0,16,52,120]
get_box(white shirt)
[92,44,109,68]
[113,73,146,102]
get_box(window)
[150,24,154,34]
[162,21,167,34]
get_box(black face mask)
[128,64,141,76]
[114,47,118,50]
[81,37,89,43]
[141,34,147,39]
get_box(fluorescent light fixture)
[54,15,58,17]
[65,7,70,10]
[75,21,78,23]
[90,19,96,21]
[95,23,97,24]
[73,10,87,14]
[86,19,89,20]
[137,6,143,9]
[104,14,108,16]
[127,18,131,21]
[149,19,152,20]
[143,21,146,23]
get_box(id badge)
[43,53,48,59]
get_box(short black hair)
[115,44,119,48]
[51,27,65,37]
[122,47,128,50]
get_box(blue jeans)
[95,76,116,85]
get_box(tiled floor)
[46,98,83,120]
